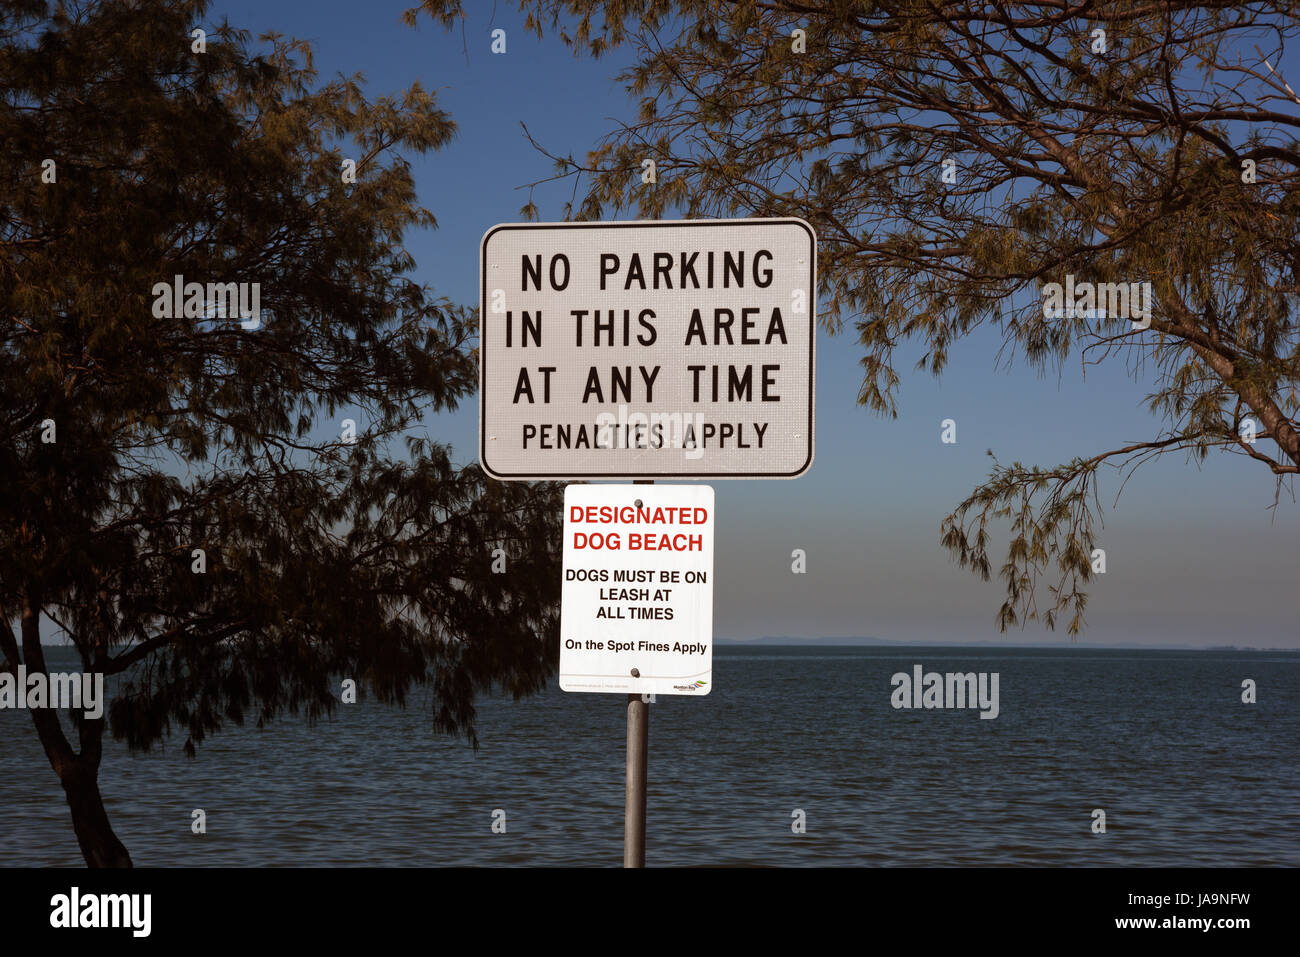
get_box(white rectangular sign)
[480,218,815,479]
[560,484,714,695]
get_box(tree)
[1,0,562,867]
[411,0,1300,633]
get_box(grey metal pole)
[625,478,653,868]
[624,691,649,867]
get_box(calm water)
[1,645,1297,866]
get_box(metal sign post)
[624,477,653,868]
[624,691,649,867]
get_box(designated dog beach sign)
[560,484,714,695]
[480,218,816,479]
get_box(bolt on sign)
[479,218,816,479]
[560,484,714,695]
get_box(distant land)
[716,636,1299,652]
[35,636,1296,651]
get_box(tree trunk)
[59,759,133,868]
[18,592,133,867]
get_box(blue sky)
[212,0,1298,647]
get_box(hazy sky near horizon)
[213,1,1299,647]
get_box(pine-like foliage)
[413,0,1300,635]
[1,0,563,866]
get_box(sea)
[1,645,1296,866]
